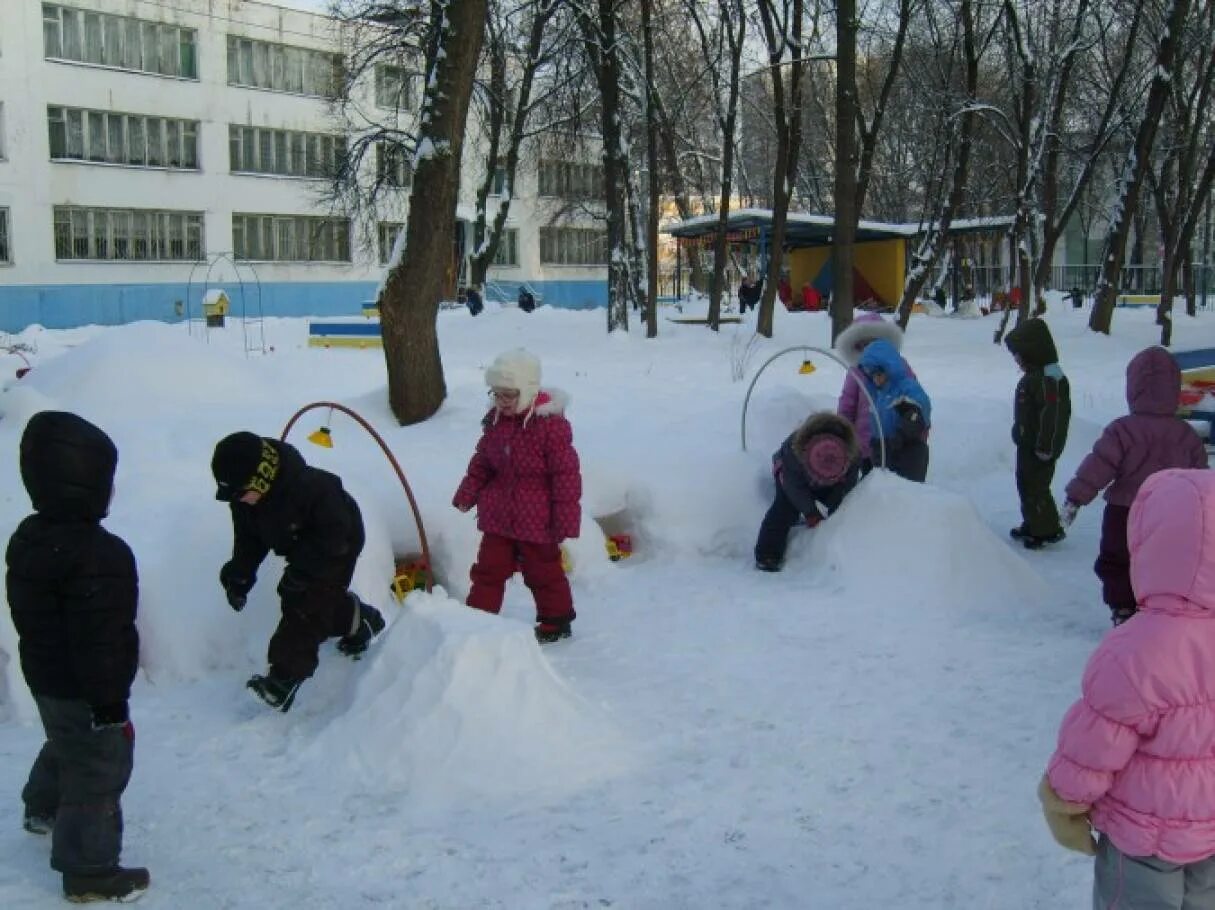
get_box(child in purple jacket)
[1063,346,1208,624]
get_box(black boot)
[1022,529,1066,550]
[1009,525,1028,540]
[63,866,150,903]
[534,620,572,644]
[337,599,386,658]
[246,671,302,712]
[755,555,784,572]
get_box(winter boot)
[755,555,784,572]
[337,598,386,658]
[246,671,302,712]
[534,620,572,644]
[1009,525,1028,540]
[22,809,54,835]
[63,866,150,903]
[1022,529,1066,550]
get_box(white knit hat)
[485,348,542,410]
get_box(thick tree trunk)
[380,0,487,425]
[642,0,659,338]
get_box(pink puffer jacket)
[1047,469,1215,864]
[452,389,582,544]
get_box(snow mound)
[305,591,632,805]
[799,470,1046,612]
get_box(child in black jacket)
[754,412,863,571]
[5,411,149,903]
[211,433,386,712]
[1005,318,1072,549]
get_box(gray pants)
[1095,835,1215,909]
[23,695,133,876]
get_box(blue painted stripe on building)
[309,322,382,336]
[0,277,608,332]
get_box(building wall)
[0,0,606,332]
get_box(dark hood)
[1126,346,1182,416]
[1004,318,1059,367]
[19,411,117,522]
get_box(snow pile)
[305,591,632,805]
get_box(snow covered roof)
[665,208,1016,246]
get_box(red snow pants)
[466,533,576,625]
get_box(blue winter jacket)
[858,340,932,446]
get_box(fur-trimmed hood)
[487,387,570,426]
[834,314,905,367]
[790,411,861,463]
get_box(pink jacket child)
[1041,470,1215,908]
[1064,347,1208,624]
[453,349,582,643]
[834,313,910,462]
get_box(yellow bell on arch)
[307,426,334,448]
[798,359,817,375]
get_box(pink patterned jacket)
[1047,469,1215,863]
[453,389,582,544]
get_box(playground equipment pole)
[280,401,433,591]
[740,345,886,469]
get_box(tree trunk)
[380,0,487,425]
[1090,0,1193,334]
[830,0,857,342]
[643,0,659,338]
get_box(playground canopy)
[666,209,1016,309]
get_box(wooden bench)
[1116,293,1160,308]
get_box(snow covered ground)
[0,297,1211,908]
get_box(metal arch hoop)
[740,345,887,469]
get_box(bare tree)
[376,0,488,423]
[755,0,808,338]
[829,0,858,341]
[642,0,660,337]
[684,0,747,330]
[1090,0,1193,334]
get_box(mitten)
[90,702,129,732]
[1038,775,1096,855]
[1060,500,1080,528]
[219,561,252,611]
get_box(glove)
[1060,500,1079,528]
[455,503,471,513]
[804,512,822,529]
[219,562,252,611]
[90,702,129,732]
[1038,776,1096,856]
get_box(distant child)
[6,412,149,903]
[834,312,907,468]
[1040,469,1215,908]
[211,432,386,712]
[754,412,862,572]
[1062,347,1208,624]
[778,276,794,310]
[466,286,484,316]
[1004,317,1071,549]
[858,339,932,482]
[453,349,582,643]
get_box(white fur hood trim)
[833,318,905,367]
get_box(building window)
[229,125,345,178]
[538,160,605,200]
[378,222,404,264]
[233,213,351,262]
[48,106,199,170]
[374,142,412,188]
[0,103,6,159]
[0,208,10,264]
[53,206,203,261]
[490,162,507,196]
[539,227,607,266]
[42,4,197,79]
[374,64,415,110]
[492,229,519,267]
[226,36,342,98]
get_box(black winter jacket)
[222,440,364,594]
[5,412,139,710]
[1006,318,1071,459]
